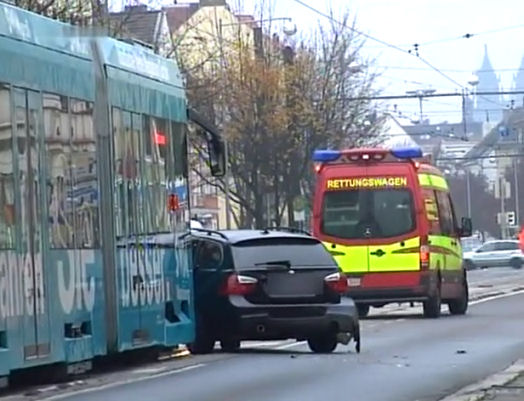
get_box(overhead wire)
[412,23,524,47]
[292,0,506,109]
[291,0,511,110]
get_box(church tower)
[473,45,503,123]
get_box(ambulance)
[312,147,472,318]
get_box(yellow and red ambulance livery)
[312,147,473,318]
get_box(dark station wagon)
[188,228,361,354]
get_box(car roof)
[483,239,519,244]
[190,229,316,245]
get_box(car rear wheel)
[448,280,468,315]
[510,258,522,269]
[307,334,338,354]
[464,260,476,270]
[357,304,370,318]
[423,284,441,318]
[220,339,241,353]
[187,318,215,355]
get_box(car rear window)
[231,238,335,269]
[322,188,415,239]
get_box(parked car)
[188,228,360,354]
[463,240,523,270]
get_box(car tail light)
[219,274,258,296]
[420,236,430,270]
[324,272,348,294]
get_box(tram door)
[14,88,51,360]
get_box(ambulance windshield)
[321,189,415,239]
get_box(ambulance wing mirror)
[459,217,472,238]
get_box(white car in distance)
[463,240,523,270]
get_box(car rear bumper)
[345,271,438,305]
[227,297,359,340]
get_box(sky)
[111,0,524,124]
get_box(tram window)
[44,92,74,248]
[113,107,125,237]
[0,85,15,249]
[144,116,169,233]
[171,122,188,178]
[70,99,100,248]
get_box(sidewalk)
[440,360,524,401]
[477,372,524,401]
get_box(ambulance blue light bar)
[312,150,341,162]
[390,147,423,159]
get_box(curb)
[439,359,524,401]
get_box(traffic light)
[507,212,516,226]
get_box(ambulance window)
[422,189,441,235]
[321,189,415,239]
[436,191,455,236]
[373,190,415,237]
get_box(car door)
[193,238,225,314]
[496,241,519,266]
[14,88,51,360]
[435,191,462,295]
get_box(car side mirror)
[459,217,472,237]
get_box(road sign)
[494,178,511,199]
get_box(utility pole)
[466,170,471,217]
[406,88,436,124]
[514,158,520,227]
[462,89,468,137]
[501,177,506,239]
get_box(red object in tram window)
[154,131,166,146]
[168,194,180,212]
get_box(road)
[3,268,524,401]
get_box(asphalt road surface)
[55,290,524,401]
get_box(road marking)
[438,359,524,401]
[260,290,524,352]
[31,289,524,400]
[469,288,524,306]
[41,364,206,400]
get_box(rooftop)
[108,5,162,47]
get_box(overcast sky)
[111,0,524,123]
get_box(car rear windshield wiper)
[254,260,291,269]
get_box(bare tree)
[13,0,109,25]
[180,6,383,228]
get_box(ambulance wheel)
[423,285,441,318]
[357,304,370,318]
[307,333,338,353]
[448,280,468,315]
